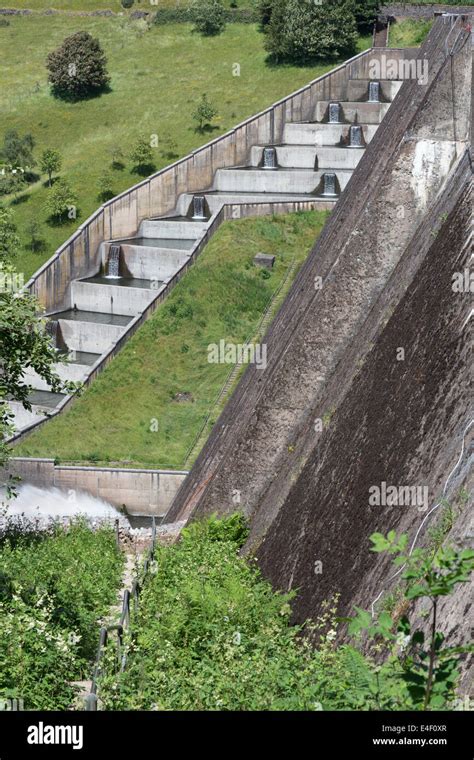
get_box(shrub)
[97,169,115,201]
[192,93,218,131]
[129,137,154,175]
[0,205,20,264]
[264,0,358,64]
[121,0,134,8]
[40,148,62,187]
[44,178,77,221]
[0,172,26,198]
[193,0,226,36]
[1,129,35,171]
[354,0,380,33]
[46,31,110,101]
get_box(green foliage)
[354,0,380,33]
[264,0,358,64]
[0,206,20,265]
[349,531,474,710]
[192,93,218,131]
[40,148,62,187]
[129,137,154,173]
[1,129,35,171]
[46,31,110,101]
[193,0,227,36]
[0,520,124,709]
[0,172,27,198]
[97,169,115,201]
[121,0,134,8]
[43,177,77,221]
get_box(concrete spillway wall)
[167,15,472,527]
[166,15,473,665]
[26,48,415,315]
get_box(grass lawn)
[0,17,370,280]
[14,210,328,469]
[389,18,434,48]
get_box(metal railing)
[84,517,157,711]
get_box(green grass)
[0,18,370,279]
[389,18,434,48]
[3,0,254,9]
[14,210,328,469]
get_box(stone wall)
[381,3,474,19]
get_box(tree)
[97,170,114,201]
[46,31,110,101]
[129,137,154,174]
[44,179,78,222]
[193,0,226,37]
[40,149,62,187]
[0,172,27,198]
[354,0,380,33]
[264,0,358,64]
[121,0,134,7]
[192,93,218,132]
[257,0,274,29]
[0,269,75,479]
[0,206,20,265]
[1,129,35,170]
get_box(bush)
[264,0,358,64]
[0,172,26,198]
[354,0,380,33]
[0,520,124,709]
[129,137,154,175]
[193,0,226,36]
[46,31,110,101]
[153,6,257,25]
[43,178,78,221]
[1,129,35,171]
[0,205,20,264]
[192,93,218,131]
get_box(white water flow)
[0,484,130,527]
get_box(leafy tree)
[192,93,218,132]
[0,172,27,198]
[97,170,115,201]
[1,129,35,170]
[121,0,135,7]
[40,149,62,187]
[354,0,380,33]
[257,0,274,29]
[0,271,77,475]
[129,137,154,174]
[46,31,110,101]
[349,531,474,710]
[0,206,20,265]
[193,0,226,37]
[44,178,77,222]
[265,0,358,64]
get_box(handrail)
[84,516,157,710]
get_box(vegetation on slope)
[389,18,434,47]
[97,514,473,711]
[0,519,124,709]
[0,17,370,279]
[15,211,328,468]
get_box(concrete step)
[315,100,390,124]
[346,79,403,102]
[119,243,191,280]
[139,219,208,239]
[71,278,162,318]
[177,191,336,215]
[9,391,66,433]
[22,361,91,393]
[283,122,379,146]
[250,144,364,170]
[53,309,132,355]
[213,167,353,195]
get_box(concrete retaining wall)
[26,48,413,316]
[3,458,188,516]
[381,4,474,19]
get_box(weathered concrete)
[2,458,189,516]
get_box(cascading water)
[0,484,131,529]
[328,103,341,124]
[368,81,380,103]
[322,173,337,197]
[106,245,121,279]
[262,146,277,170]
[192,195,206,220]
[45,320,59,349]
[349,125,363,148]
